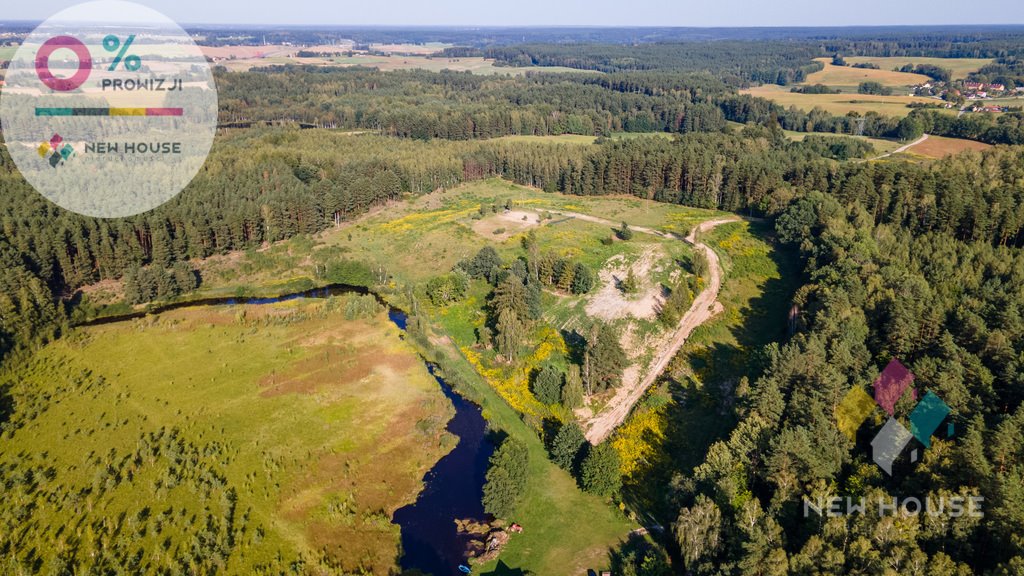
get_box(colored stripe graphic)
[35,108,183,117]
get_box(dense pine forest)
[2,26,1024,575]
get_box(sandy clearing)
[585,246,667,322]
[565,215,740,444]
[471,209,542,240]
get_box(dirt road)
[550,211,739,444]
[871,134,928,160]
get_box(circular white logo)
[0,0,218,218]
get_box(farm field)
[803,57,931,87]
[0,45,15,61]
[741,84,936,117]
[904,133,992,158]
[0,297,455,574]
[844,56,994,80]
[209,47,589,74]
[369,42,452,54]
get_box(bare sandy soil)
[585,246,667,322]
[569,215,740,444]
[471,209,542,240]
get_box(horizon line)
[2,21,1024,30]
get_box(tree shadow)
[0,382,13,428]
[481,560,532,575]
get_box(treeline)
[216,67,732,139]
[909,109,1024,145]
[220,64,1024,146]
[0,131,469,360]
[444,42,826,85]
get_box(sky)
[3,0,1023,27]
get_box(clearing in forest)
[741,84,939,117]
[904,134,992,158]
[803,57,932,87]
[844,56,994,80]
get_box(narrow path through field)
[549,210,739,444]
[871,133,928,160]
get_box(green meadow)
[0,297,453,575]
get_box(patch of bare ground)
[580,217,740,443]
[471,209,542,240]
[584,245,667,322]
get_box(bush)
[858,81,892,96]
[616,222,634,241]
[482,437,529,519]
[549,421,587,471]
[580,442,622,497]
[532,365,564,405]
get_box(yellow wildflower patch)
[612,403,667,478]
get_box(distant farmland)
[845,56,994,80]
[905,134,992,158]
[741,84,937,117]
[210,47,590,74]
[803,57,931,88]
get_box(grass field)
[741,84,935,117]
[0,298,454,575]
[369,42,453,55]
[844,56,994,80]
[905,134,992,158]
[804,57,931,87]
[980,96,1024,107]
[608,131,677,141]
[0,46,15,61]
[320,178,720,283]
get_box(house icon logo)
[836,359,954,475]
[37,133,75,168]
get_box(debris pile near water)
[456,519,514,564]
